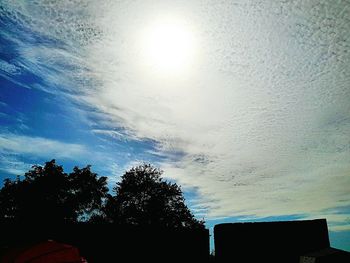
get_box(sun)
[141,19,196,75]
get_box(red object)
[1,240,87,263]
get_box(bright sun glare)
[141,20,195,75]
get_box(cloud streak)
[0,133,87,159]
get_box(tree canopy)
[101,164,204,228]
[0,160,108,223]
[0,161,204,229]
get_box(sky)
[0,0,349,251]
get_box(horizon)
[0,0,349,252]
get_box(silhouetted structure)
[0,222,209,262]
[214,219,350,263]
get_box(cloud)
[0,133,122,180]
[0,59,21,75]
[0,133,87,159]
[91,129,141,142]
[0,154,31,175]
[0,133,87,176]
[1,0,350,229]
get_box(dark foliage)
[0,161,203,229]
[95,164,205,229]
[0,160,108,223]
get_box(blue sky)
[1,0,349,251]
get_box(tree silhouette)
[0,161,204,229]
[0,160,108,223]
[101,164,204,229]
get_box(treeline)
[0,160,204,229]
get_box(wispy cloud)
[1,0,349,230]
[0,154,31,175]
[0,133,87,159]
[91,129,141,142]
[0,133,122,179]
[0,132,87,176]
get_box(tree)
[0,161,204,229]
[0,160,108,223]
[68,165,109,221]
[102,164,204,229]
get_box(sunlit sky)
[0,0,349,251]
